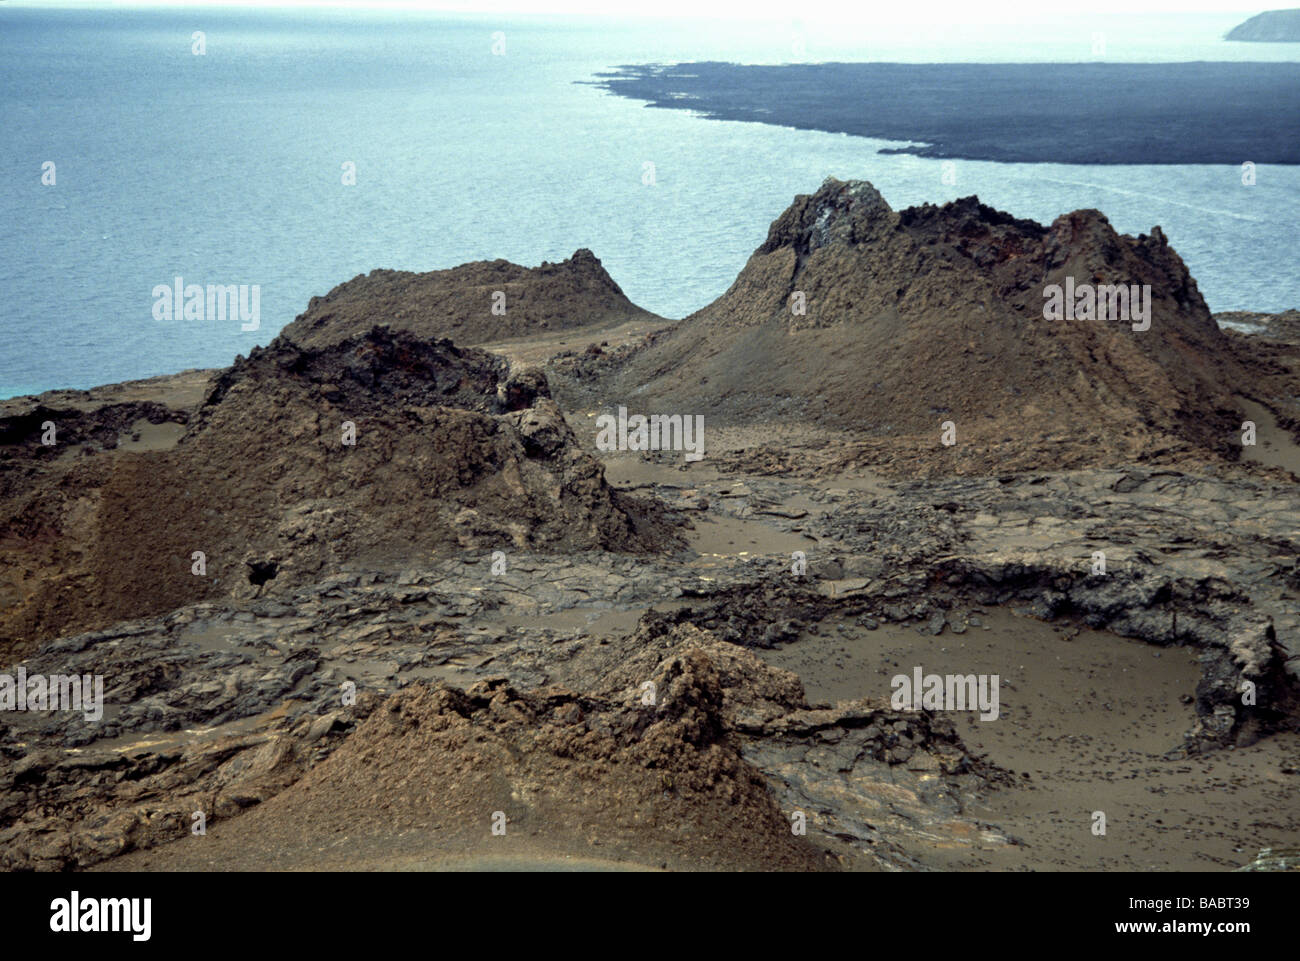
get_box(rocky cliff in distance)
[1226,9,1300,41]
[280,248,662,349]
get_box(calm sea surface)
[2,6,1297,397]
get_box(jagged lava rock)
[0,328,675,654]
[598,178,1283,474]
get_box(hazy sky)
[7,0,1279,18]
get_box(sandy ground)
[0,368,213,418]
[481,317,671,369]
[84,449,1299,873]
[596,454,1300,871]
[759,608,1299,871]
[1238,397,1300,475]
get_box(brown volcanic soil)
[583,179,1296,475]
[761,607,1300,870]
[0,328,676,657]
[99,628,840,872]
[280,248,663,350]
[5,184,1299,875]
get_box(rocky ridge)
[572,179,1295,476]
[280,248,661,349]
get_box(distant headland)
[1226,9,1300,41]
[589,61,1300,164]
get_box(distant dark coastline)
[590,61,1300,164]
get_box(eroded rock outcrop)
[585,179,1294,475]
[280,248,661,349]
[0,328,676,655]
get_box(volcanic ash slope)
[279,248,662,349]
[599,178,1287,474]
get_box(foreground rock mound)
[237,647,823,871]
[55,623,1001,871]
[597,178,1288,474]
[280,248,661,349]
[0,328,673,654]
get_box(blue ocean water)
[2,6,1298,398]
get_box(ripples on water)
[1,7,1297,396]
